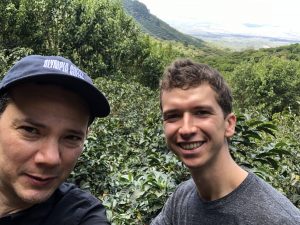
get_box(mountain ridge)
[122,0,205,47]
[122,0,300,50]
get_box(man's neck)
[0,188,32,217]
[190,151,248,202]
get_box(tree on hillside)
[230,56,300,115]
[0,0,170,88]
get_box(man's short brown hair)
[160,59,233,116]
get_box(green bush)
[229,56,300,115]
[69,78,189,224]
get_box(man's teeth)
[180,142,203,150]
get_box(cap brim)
[0,73,110,118]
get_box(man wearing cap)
[0,55,110,224]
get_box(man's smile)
[178,141,205,150]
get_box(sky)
[138,0,300,40]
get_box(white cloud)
[138,0,300,39]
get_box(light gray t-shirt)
[151,172,300,225]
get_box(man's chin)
[18,188,56,205]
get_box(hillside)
[122,0,204,47]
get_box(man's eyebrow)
[163,105,214,113]
[12,118,86,136]
[193,105,214,111]
[162,109,179,115]
[12,118,46,128]
[65,129,86,137]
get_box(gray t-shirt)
[151,172,300,225]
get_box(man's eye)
[20,126,39,134]
[64,135,84,148]
[163,114,180,121]
[66,135,82,141]
[195,110,210,116]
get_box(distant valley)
[164,20,300,50]
[123,0,300,50]
[187,31,299,50]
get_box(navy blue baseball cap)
[0,55,110,118]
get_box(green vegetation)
[0,0,299,224]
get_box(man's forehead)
[160,85,219,109]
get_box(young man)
[0,55,110,224]
[151,59,300,224]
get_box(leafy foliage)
[0,0,299,224]
[229,56,300,115]
[0,0,172,88]
[0,47,33,79]
[69,78,189,224]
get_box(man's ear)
[225,113,236,138]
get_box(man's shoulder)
[0,182,109,225]
[239,172,300,223]
[176,178,195,189]
[171,178,197,200]
[56,182,100,205]
[42,182,109,224]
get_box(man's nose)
[34,139,61,166]
[178,114,197,138]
